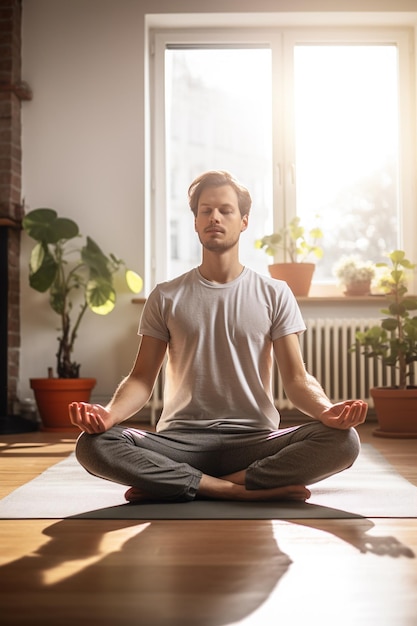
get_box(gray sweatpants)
[75,421,361,501]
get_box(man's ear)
[241,214,249,232]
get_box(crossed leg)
[76,422,359,504]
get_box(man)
[69,170,367,503]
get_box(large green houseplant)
[354,250,417,437]
[255,216,323,296]
[22,208,143,430]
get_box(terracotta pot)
[344,280,371,296]
[268,263,315,297]
[371,387,417,438]
[30,378,96,432]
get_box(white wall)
[19,0,417,404]
[20,0,146,403]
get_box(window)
[150,28,415,289]
[292,43,401,281]
[163,45,273,279]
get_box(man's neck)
[198,255,244,284]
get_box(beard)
[197,230,241,253]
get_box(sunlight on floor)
[42,522,151,586]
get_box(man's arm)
[69,335,167,433]
[273,333,367,429]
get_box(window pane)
[166,47,273,278]
[294,45,400,281]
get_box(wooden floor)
[0,420,416,626]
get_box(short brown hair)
[188,170,252,217]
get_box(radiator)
[147,318,408,423]
[275,318,402,410]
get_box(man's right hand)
[68,401,114,433]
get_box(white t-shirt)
[139,267,306,432]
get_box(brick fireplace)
[0,0,32,431]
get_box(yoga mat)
[0,444,416,520]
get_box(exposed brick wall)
[6,227,20,406]
[0,0,29,414]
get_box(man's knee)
[324,425,361,468]
[304,421,361,467]
[75,431,99,470]
[75,429,117,471]
[342,426,361,466]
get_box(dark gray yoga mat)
[0,444,416,519]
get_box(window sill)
[132,295,387,305]
[296,295,386,304]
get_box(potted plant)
[333,255,375,296]
[354,250,417,437]
[22,208,143,431]
[254,216,323,296]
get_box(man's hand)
[319,400,368,429]
[69,402,114,434]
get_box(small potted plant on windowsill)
[22,208,143,431]
[254,216,323,296]
[354,250,417,438]
[333,255,375,296]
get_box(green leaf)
[22,208,56,239]
[81,237,113,282]
[391,269,404,284]
[309,227,323,240]
[23,208,79,243]
[28,244,58,292]
[390,250,406,264]
[125,270,143,294]
[312,246,324,260]
[400,259,416,269]
[29,242,46,274]
[381,318,398,332]
[403,297,417,311]
[388,302,407,317]
[52,218,79,242]
[86,278,116,315]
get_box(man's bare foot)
[219,470,311,502]
[198,474,311,502]
[125,486,157,503]
[221,469,246,485]
[239,484,310,502]
[242,484,311,502]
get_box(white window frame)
[149,26,416,292]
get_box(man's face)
[194,185,248,253]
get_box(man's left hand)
[319,400,368,429]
